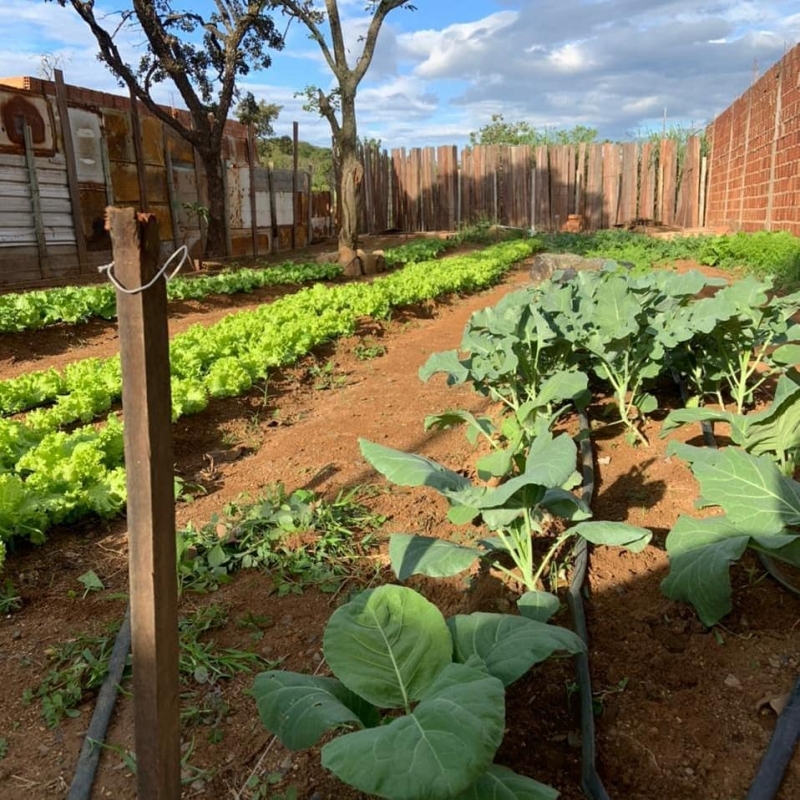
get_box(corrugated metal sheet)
[0,152,74,246]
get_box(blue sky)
[1,1,798,148]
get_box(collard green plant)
[360,435,650,612]
[421,285,589,475]
[661,368,800,475]
[253,584,579,799]
[536,266,726,444]
[674,275,800,413]
[661,445,800,625]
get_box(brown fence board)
[676,136,701,228]
[619,142,638,223]
[584,143,603,230]
[602,143,620,227]
[534,145,550,231]
[659,138,678,225]
[639,142,655,220]
[549,145,570,229]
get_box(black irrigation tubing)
[672,374,800,799]
[570,408,611,800]
[67,604,131,800]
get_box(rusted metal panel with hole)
[0,87,55,155]
[78,185,112,251]
[103,110,135,163]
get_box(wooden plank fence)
[359,138,707,235]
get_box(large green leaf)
[661,515,750,626]
[660,407,737,437]
[535,370,589,408]
[522,432,578,489]
[323,585,452,709]
[424,410,495,447]
[692,448,800,533]
[570,521,652,552]
[360,438,472,495]
[454,765,559,800]
[321,663,505,800]
[447,613,584,687]
[389,534,483,580]
[517,591,560,623]
[419,349,470,385]
[252,672,378,750]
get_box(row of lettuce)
[0,239,541,565]
[251,259,800,797]
[0,238,456,334]
[3,228,799,335]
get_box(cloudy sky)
[1,1,798,148]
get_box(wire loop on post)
[97,245,189,294]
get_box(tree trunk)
[337,93,363,253]
[197,149,228,257]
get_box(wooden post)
[267,160,279,254]
[163,133,180,251]
[128,90,149,212]
[54,69,89,272]
[292,121,299,249]
[220,159,233,257]
[307,165,314,244]
[106,207,180,800]
[247,124,259,257]
[21,122,51,278]
[699,155,708,227]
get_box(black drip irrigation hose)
[67,604,132,800]
[672,375,800,799]
[570,408,611,800]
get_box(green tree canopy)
[469,114,598,148]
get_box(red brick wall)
[706,43,800,235]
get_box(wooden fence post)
[106,207,181,800]
[248,124,259,256]
[292,121,299,249]
[54,69,89,273]
[21,122,51,278]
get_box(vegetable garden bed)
[0,241,797,799]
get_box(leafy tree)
[469,114,598,148]
[48,1,283,256]
[259,136,334,191]
[235,93,283,141]
[273,1,414,256]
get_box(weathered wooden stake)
[54,69,89,273]
[292,121,299,249]
[21,122,50,278]
[106,207,180,800]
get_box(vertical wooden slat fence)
[363,137,706,236]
